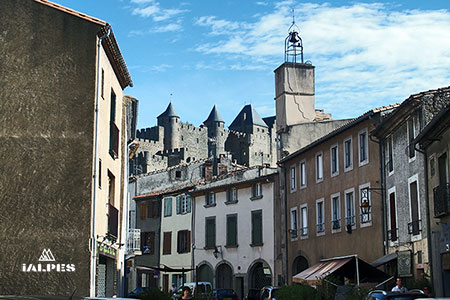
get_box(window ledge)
[250,243,264,247]
[225,245,238,249]
[250,195,263,201]
[224,200,238,205]
[203,246,216,250]
[203,203,216,208]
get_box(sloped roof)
[34,0,133,89]
[204,105,224,124]
[229,104,268,130]
[157,102,179,118]
[279,103,400,164]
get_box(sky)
[53,0,450,129]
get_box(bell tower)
[274,15,315,132]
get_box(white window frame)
[290,207,298,240]
[330,144,339,177]
[387,135,394,177]
[164,197,172,217]
[316,152,323,183]
[387,186,399,247]
[181,195,191,214]
[206,192,215,206]
[300,160,307,189]
[407,116,417,163]
[316,198,325,236]
[344,136,353,172]
[290,165,297,192]
[359,182,372,228]
[358,128,369,167]
[330,192,341,233]
[344,187,356,230]
[408,174,422,241]
[300,204,308,239]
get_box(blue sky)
[53,0,450,129]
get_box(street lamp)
[213,246,222,259]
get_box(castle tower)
[157,102,180,150]
[274,19,315,132]
[203,105,225,158]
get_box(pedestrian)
[391,277,408,293]
[171,284,177,294]
[423,286,432,297]
[181,286,192,300]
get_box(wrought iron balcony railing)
[300,226,308,237]
[433,184,450,217]
[332,219,341,230]
[387,228,398,242]
[345,215,355,226]
[316,223,325,233]
[407,219,422,236]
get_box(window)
[140,203,146,220]
[205,192,215,206]
[175,170,181,179]
[345,189,355,228]
[408,175,421,236]
[359,183,371,226]
[331,145,339,176]
[300,160,307,188]
[407,117,416,159]
[344,137,353,171]
[290,166,297,192]
[177,195,191,214]
[331,193,341,231]
[141,231,155,255]
[388,188,397,242]
[387,136,394,174]
[177,230,190,253]
[300,205,308,237]
[251,210,263,246]
[358,128,369,166]
[172,274,186,290]
[226,187,238,203]
[316,152,323,182]
[205,217,216,249]
[164,197,172,217]
[109,89,119,159]
[107,171,115,206]
[290,207,298,239]
[226,214,238,247]
[98,159,102,188]
[316,199,325,234]
[147,201,160,218]
[163,232,172,255]
[251,183,262,199]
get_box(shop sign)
[397,250,411,277]
[98,242,117,259]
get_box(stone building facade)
[0,0,134,297]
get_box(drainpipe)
[414,137,433,288]
[90,25,111,297]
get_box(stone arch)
[215,260,234,289]
[197,261,214,285]
[292,255,309,276]
[247,259,272,290]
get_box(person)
[423,286,432,297]
[392,277,408,293]
[181,286,192,300]
[171,284,177,294]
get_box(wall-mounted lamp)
[213,246,223,259]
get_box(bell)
[289,31,300,43]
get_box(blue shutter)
[176,196,181,214]
[186,195,191,213]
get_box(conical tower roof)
[157,102,179,119]
[204,105,224,124]
[229,104,268,130]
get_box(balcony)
[127,228,142,255]
[289,229,298,239]
[109,121,119,159]
[387,228,398,242]
[407,219,422,236]
[332,219,341,230]
[433,184,450,217]
[108,204,118,238]
[345,215,355,226]
[300,227,308,237]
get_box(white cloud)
[131,1,188,22]
[153,23,183,32]
[256,2,269,6]
[193,2,450,117]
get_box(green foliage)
[316,276,340,300]
[404,277,431,291]
[345,286,368,300]
[276,283,319,300]
[139,288,171,300]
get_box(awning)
[136,265,195,272]
[293,257,352,284]
[293,255,390,285]
[371,252,397,268]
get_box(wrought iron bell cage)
[285,27,304,63]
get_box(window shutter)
[205,218,216,248]
[147,202,153,218]
[186,230,191,253]
[177,231,181,253]
[227,215,237,246]
[186,195,191,213]
[176,196,181,214]
[252,211,262,245]
[140,204,146,220]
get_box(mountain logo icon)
[38,249,56,262]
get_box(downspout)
[414,138,433,288]
[356,255,360,286]
[277,162,288,284]
[90,25,111,297]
